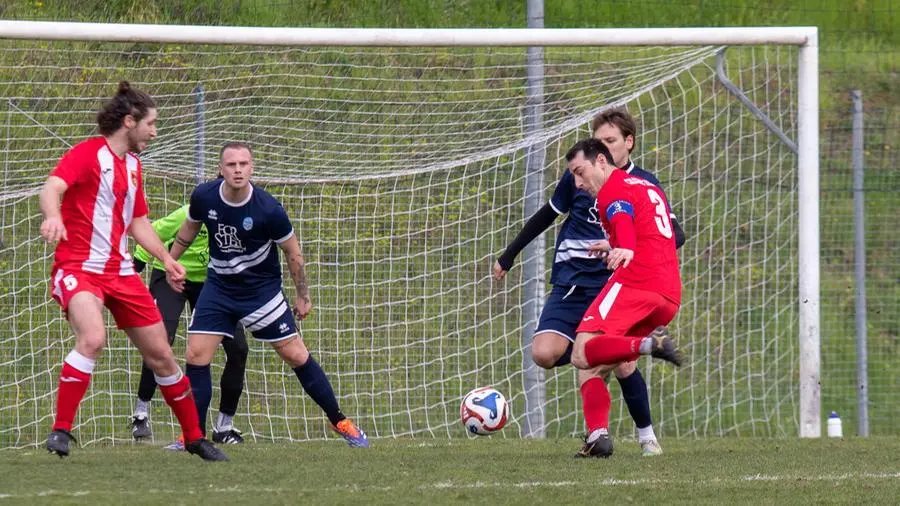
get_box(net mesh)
[0,41,800,447]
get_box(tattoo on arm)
[288,251,310,301]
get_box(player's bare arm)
[277,234,312,320]
[130,216,173,263]
[131,216,186,288]
[39,176,69,244]
[164,219,201,292]
[169,219,202,261]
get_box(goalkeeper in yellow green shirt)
[131,204,248,449]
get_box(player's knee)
[531,333,571,369]
[144,344,174,364]
[577,365,612,385]
[615,360,637,378]
[272,337,309,368]
[74,333,105,358]
[185,343,214,366]
[143,347,177,375]
[571,332,599,370]
[531,346,558,370]
[570,341,589,370]
[185,347,204,365]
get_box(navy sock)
[617,368,652,429]
[185,363,213,436]
[293,356,345,425]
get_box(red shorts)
[50,265,162,329]
[576,281,679,337]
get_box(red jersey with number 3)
[50,136,149,276]
[597,169,681,304]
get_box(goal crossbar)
[0,21,814,47]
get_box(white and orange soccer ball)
[460,386,510,436]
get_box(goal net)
[0,29,805,448]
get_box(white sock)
[65,350,96,373]
[638,425,656,442]
[134,400,150,419]
[586,427,608,443]
[215,413,233,432]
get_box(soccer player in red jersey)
[38,81,226,461]
[563,138,683,457]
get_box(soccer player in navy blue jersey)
[493,109,684,457]
[167,142,369,449]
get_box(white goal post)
[0,21,820,445]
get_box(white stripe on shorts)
[598,282,623,320]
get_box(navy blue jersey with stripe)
[187,180,294,296]
[548,171,611,288]
[547,161,670,288]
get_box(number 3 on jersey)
[647,188,672,239]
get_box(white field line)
[2,472,899,499]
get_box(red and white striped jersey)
[50,136,149,276]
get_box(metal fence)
[820,103,899,436]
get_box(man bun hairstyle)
[96,81,156,136]
[591,108,637,153]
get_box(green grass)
[1,438,899,505]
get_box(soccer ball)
[460,386,509,436]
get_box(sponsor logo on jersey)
[208,209,218,220]
[215,223,245,253]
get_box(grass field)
[2,438,899,505]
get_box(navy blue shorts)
[534,285,603,368]
[535,285,602,367]
[189,283,297,342]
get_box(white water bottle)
[827,411,843,438]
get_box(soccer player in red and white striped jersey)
[38,81,226,461]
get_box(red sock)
[580,377,611,433]
[584,335,643,367]
[159,374,204,442]
[52,362,91,432]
